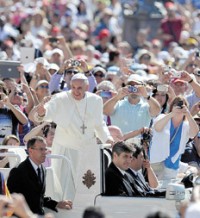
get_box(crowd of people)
[1,0,200,217]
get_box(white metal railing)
[46,154,74,200]
[0,145,26,149]
[0,152,21,166]
[0,152,22,179]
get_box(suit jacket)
[7,158,58,215]
[126,168,166,198]
[105,162,142,197]
[127,169,154,193]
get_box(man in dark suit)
[105,141,144,196]
[127,144,165,197]
[7,136,72,215]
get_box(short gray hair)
[112,141,133,157]
[27,136,46,149]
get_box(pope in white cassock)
[35,73,114,200]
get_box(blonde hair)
[2,135,20,145]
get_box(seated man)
[104,141,143,196]
[7,136,72,215]
[181,131,200,170]
[127,144,158,190]
[127,144,165,197]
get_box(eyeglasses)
[14,92,23,96]
[38,85,49,89]
[31,147,48,152]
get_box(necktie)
[123,173,134,196]
[37,167,42,184]
[124,173,130,182]
[135,172,150,192]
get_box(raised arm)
[143,160,158,189]
[154,113,173,132]
[22,83,35,114]
[181,71,200,98]
[23,122,48,144]
[3,96,28,124]
[138,85,161,117]
[184,106,199,138]
[123,127,144,141]
[103,87,129,116]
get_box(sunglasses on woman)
[38,85,49,89]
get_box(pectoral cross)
[80,123,87,134]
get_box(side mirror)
[166,183,185,201]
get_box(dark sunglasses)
[14,92,23,96]
[142,55,151,60]
[39,85,49,89]
[64,70,79,75]
[187,64,197,67]
[94,73,104,78]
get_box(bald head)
[108,125,123,142]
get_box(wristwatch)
[145,95,151,100]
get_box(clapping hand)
[36,103,46,117]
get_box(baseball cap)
[36,80,49,88]
[137,49,152,61]
[34,57,50,68]
[51,26,61,33]
[92,66,106,75]
[171,78,186,84]
[47,63,60,71]
[51,48,64,57]
[98,29,110,40]
[186,37,198,46]
[165,2,176,9]
[127,74,144,85]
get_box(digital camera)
[71,60,81,67]
[177,100,184,109]
[128,86,138,93]
[195,70,200,76]
[100,91,112,98]
[170,69,182,78]
[141,131,152,143]
[49,37,57,43]
[157,84,168,92]
[163,66,171,74]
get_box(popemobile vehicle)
[0,144,190,218]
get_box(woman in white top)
[150,96,198,180]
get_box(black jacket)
[7,158,58,215]
[105,162,142,196]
